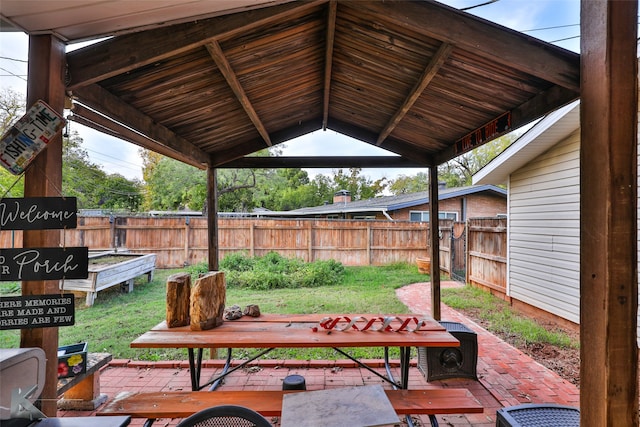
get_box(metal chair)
[175,405,272,427]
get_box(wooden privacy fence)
[0,216,507,291]
[464,218,507,293]
[0,217,430,269]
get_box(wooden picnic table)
[131,313,460,391]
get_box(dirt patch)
[455,306,581,387]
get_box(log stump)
[190,271,226,331]
[166,273,191,328]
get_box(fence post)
[250,223,255,257]
[307,221,313,262]
[184,217,190,266]
[367,225,372,265]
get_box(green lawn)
[0,263,428,361]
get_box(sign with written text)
[454,111,511,155]
[0,247,88,282]
[0,197,77,230]
[0,294,75,330]
[0,100,66,175]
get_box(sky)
[0,0,581,183]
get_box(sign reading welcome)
[0,294,75,330]
[0,197,77,230]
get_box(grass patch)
[441,286,578,349]
[0,263,428,361]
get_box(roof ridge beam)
[376,42,452,146]
[206,40,271,147]
[218,156,427,168]
[70,84,209,166]
[66,1,328,89]
[322,1,337,131]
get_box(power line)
[520,23,579,33]
[0,67,26,82]
[0,56,28,63]
[85,147,142,169]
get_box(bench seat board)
[97,389,483,418]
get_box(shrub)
[219,252,255,272]
[220,252,344,290]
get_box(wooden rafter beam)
[206,41,271,147]
[376,42,452,146]
[70,84,209,166]
[69,103,206,169]
[322,1,337,131]
[65,1,328,89]
[219,155,427,168]
[358,0,580,92]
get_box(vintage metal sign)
[0,294,75,330]
[454,111,511,155]
[0,247,88,281]
[0,100,66,175]
[0,197,77,230]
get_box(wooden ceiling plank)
[205,40,272,147]
[66,1,328,89]
[69,104,206,170]
[355,1,580,92]
[433,84,579,164]
[376,42,452,146]
[71,84,209,166]
[322,1,337,130]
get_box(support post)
[429,166,441,321]
[21,34,66,416]
[580,1,638,425]
[207,165,219,271]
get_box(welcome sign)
[0,197,77,230]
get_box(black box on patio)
[418,321,478,381]
[57,342,87,378]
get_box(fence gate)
[450,222,467,283]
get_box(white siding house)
[474,100,639,342]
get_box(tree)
[388,171,429,195]
[438,135,515,187]
[62,130,143,210]
[331,167,387,200]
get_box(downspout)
[382,210,394,221]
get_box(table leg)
[187,348,204,391]
[399,346,411,390]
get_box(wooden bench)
[97,388,483,423]
[57,352,112,410]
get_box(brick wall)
[389,194,506,221]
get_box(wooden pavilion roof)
[43,0,580,170]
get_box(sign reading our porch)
[0,197,77,230]
[0,100,66,175]
[0,293,75,330]
[0,247,89,281]
[454,111,511,155]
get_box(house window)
[353,215,376,220]
[410,211,429,222]
[409,211,458,222]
